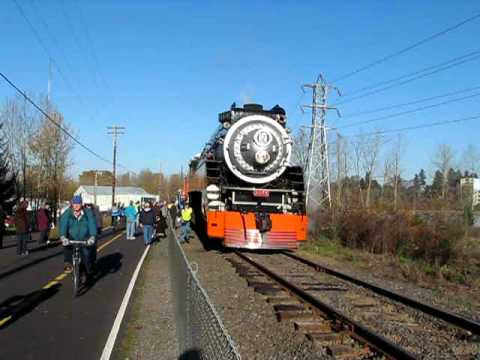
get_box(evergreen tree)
[418,169,426,186]
[431,170,444,197]
[412,173,421,198]
[413,173,420,188]
[0,124,16,211]
[446,168,462,199]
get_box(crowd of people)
[1,200,55,256]
[1,194,193,284]
[123,200,170,245]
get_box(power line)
[335,50,480,106]
[0,71,111,164]
[1,71,137,175]
[342,85,480,119]
[340,49,480,100]
[12,0,83,105]
[338,91,480,129]
[332,13,480,83]
[342,113,480,138]
[73,0,117,106]
[58,0,102,92]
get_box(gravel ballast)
[180,234,328,359]
[249,253,480,359]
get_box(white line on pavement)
[100,244,151,360]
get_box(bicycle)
[68,240,90,297]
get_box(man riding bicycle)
[60,195,97,282]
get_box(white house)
[74,186,159,211]
[460,177,480,208]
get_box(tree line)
[293,129,480,211]
[0,94,184,214]
[0,94,73,214]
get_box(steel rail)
[283,251,480,335]
[234,251,417,360]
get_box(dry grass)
[309,209,480,286]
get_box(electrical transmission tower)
[302,74,340,210]
[107,125,125,209]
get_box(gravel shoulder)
[113,239,178,360]
[181,232,327,360]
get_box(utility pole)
[47,58,52,105]
[302,74,340,210]
[107,126,125,209]
[94,170,99,206]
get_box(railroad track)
[226,251,480,359]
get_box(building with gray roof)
[74,186,159,211]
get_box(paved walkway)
[113,236,178,360]
[0,227,149,360]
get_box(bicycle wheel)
[72,258,80,297]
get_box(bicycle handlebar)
[68,240,89,246]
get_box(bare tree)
[360,132,383,208]
[350,137,365,206]
[30,106,73,220]
[291,128,309,170]
[432,143,455,199]
[0,95,39,198]
[384,135,404,210]
[461,144,480,175]
[333,132,348,208]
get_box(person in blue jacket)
[60,195,97,279]
[124,201,138,240]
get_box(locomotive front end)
[188,103,308,250]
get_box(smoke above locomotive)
[194,103,293,185]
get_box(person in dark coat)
[36,204,52,245]
[153,202,167,239]
[85,203,103,236]
[0,205,6,249]
[15,200,30,256]
[139,202,155,245]
[168,202,178,228]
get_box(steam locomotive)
[187,103,307,250]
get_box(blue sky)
[1,0,480,180]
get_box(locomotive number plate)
[254,189,270,198]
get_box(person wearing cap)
[60,195,97,277]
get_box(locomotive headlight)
[255,150,270,164]
[207,193,220,200]
[206,184,221,201]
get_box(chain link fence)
[168,223,241,360]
